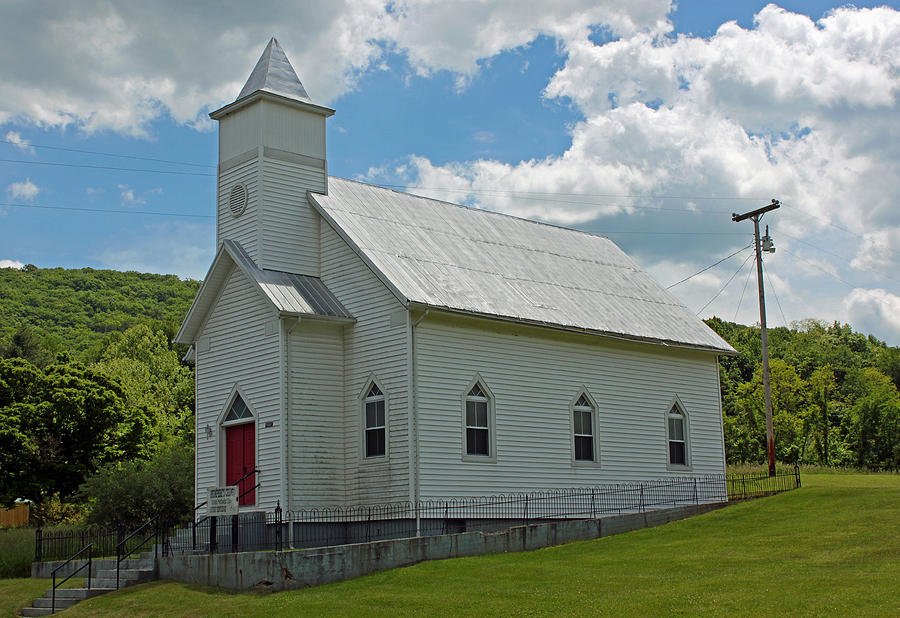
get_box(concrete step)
[96,567,155,580]
[91,573,154,589]
[21,607,53,617]
[43,587,115,600]
[32,597,79,609]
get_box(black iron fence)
[36,470,801,562]
[163,471,800,556]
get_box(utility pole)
[733,199,780,477]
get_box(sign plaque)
[207,486,238,516]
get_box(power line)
[0,202,213,219]
[0,138,216,169]
[695,252,755,315]
[762,257,789,327]
[733,261,755,322]
[378,183,769,202]
[666,244,752,289]
[0,158,215,177]
[775,228,898,281]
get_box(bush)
[30,493,87,527]
[0,527,34,578]
[79,444,194,527]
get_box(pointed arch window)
[573,394,596,462]
[465,383,490,457]
[364,383,386,458]
[667,402,688,466]
[224,394,253,423]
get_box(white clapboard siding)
[288,320,345,507]
[194,266,281,510]
[415,313,725,498]
[259,154,325,274]
[319,223,410,505]
[217,155,259,261]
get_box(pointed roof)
[174,240,353,344]
[238,37,311,103]
[209,38,334,120]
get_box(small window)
[573,394,595,462]
[224,394,252,422]
[465,384,490,456]
[364,383,386,458]
[668,404,687,466]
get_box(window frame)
[460,375,497,463]
[570,389,600,466]
[665,396,691,470]
[359,376,389,461]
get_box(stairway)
[21,553,156,616]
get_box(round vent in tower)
[229,184,248,218]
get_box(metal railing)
[51,543,92,614]
[166,472,801,556]
[115,514,161,589]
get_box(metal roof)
[225,240,352,318]
[175,240,352,344]
[310,178,734,354]
[237,37,312,103]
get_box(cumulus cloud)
[6,178,40,201]
[0,259,24,269]
[851,228,900,277]
[4,130,34,153]
[843,288,900,343]
[0,1,672,135]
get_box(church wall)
[194,266,282,511]
[415,312,726,497]
[319,223,410,506]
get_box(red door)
[225,423,255,505]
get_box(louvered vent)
[229,183,248,218]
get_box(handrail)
[52,543,92,614]
[115,514,159,589]
[191,468,260,550]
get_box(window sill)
[572,459,602,468]
[461,454,497,464]
[666,463,692,472]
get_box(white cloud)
[6,178,40,201]
[0,1,672,136]
[0,259,24,269]
[843,288,900,345]
[851,228,900,277]
[118,184,144,205]
[4,130,34,153]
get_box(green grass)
[7,474,900,616]
[0,527,33,578]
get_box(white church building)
[176,39,735,515]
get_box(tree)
[808,366,837,465]
[0,357,128,506]
[848,368,900,470]
[78,443,194,526]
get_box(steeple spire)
[237,37,311,103]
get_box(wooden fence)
[0,502,30,527]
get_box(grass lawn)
[7,473,899,616]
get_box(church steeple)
[237,37,311,103]
[209,38,333,275]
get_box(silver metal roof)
[311,178,734,353]
[225,240,352,318]
[175,240,352,344]
[237,37,312,103]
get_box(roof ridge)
[329,176,616,243]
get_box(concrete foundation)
[158,503,725,591]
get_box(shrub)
[79,444,194,527]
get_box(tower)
[209,38,334,274]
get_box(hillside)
[0,265,199,360]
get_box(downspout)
[409,308,430,536]
[281,316,299,547]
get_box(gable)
[175,239,353,344]
[310,178,733,354]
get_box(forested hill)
[0,265,199,361]
[705,316,900,470]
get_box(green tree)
[78,443,194,526]
[94,325,194,457]
[848,368,900,470]
[0,357,128,506]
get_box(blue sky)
[1,1,899,344]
